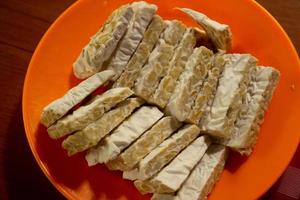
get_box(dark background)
[0,0,299,199]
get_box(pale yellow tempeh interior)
[62,97,144,156]
[134,135,211,194]
[112,15,166,89]
[106,116,182,171]
[165,46,214,122]
[134,20,186,99]
[47,87,134,139]
[216,66,280,155]
[106,1,158,81]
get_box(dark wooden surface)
[0,0,299,199]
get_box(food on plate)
[134,20,186,99]
[113,15,165,88]
[135,125,200,181]
[202,54,257,138]
[85,106,163,164]
[73,5,134,79]
[135,135,211,194]
[62,97,144,156]
[40,70,115,127]
[217,66,280,155]
[47,87,133,139]
[177,8,232,51]
[152,144,228,200]
[40,2,281,199]
[148,28,198,108]
[165,46,214,121]
[106,116,182,170]
[106,2,157,81]
[187,53,226,124]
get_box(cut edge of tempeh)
[186,53,226,124]
[135,135,211,194]
[41,70,115,127]
[133,20,186,100]
[85,106,164,164]
[152,144,228,200]
[106,116,182,171]
[123,168,140,180]
[165,46,214,121]
[62,97,145,156]
[177,7,232,52]
[47,87,134,139]
[106,1,157,81]
[73,5,134,79]
[148,28,198,108]
[217,66,280,155]
[112,15,166,88]
[203,54,257,138]
[136,124,201,181]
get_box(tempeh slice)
[202,54,257,138]
[148,28,197,108]
[135,125,200,181]
[47,87,133,139]
[41,70,115,127]
[106,2,157,80]
[134,20,186,99]
[62,97,144,156]
[177,8,232,51]
[151,144,228,200]
[112,15,165,88]
[217,66,280,155]
[186,53,226,124]
[73,5,134,79]
[123,168,140,180]
[85,106,163,165]
[106,116,182,170]
[165,46,214,121]
[135,135,211,194]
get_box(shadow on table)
[3,102,65,200]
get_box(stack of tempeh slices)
[40,1,280,200]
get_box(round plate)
[22,0,300,199]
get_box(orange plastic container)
[22,0,300,199]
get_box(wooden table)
[0,0,299,199]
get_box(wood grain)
[0,0,299,199]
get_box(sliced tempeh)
[202,54,257,138]
[47,87,133,139]
[148,28,197,108]
[62,97,144,156]
[135,135,211,194]
[152,144,228,200]
[186,53,226,124]
[41,70,115,127]
[123,168,140,180]
[136,125,201,181]
[85,106,164,165]
[73,5,134,79]
[217,66,280,155]
[177,8,232,51]
[166,46,214,121]
[134,20,186,99]
[106,116,182,170]
[113,15,165,88]
[106,2,157,80]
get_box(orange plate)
[22,0,300,199]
